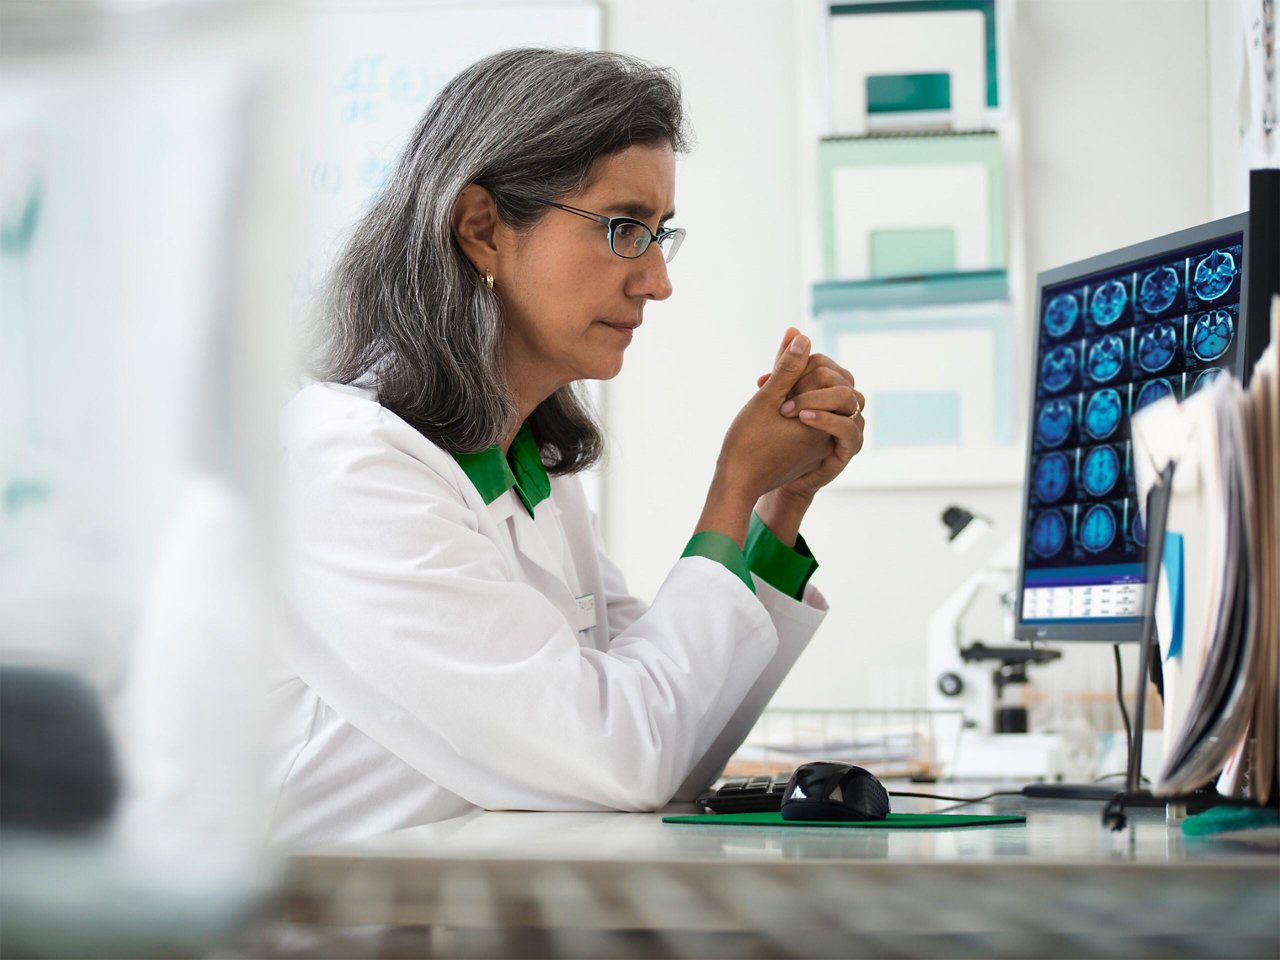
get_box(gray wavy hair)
[314,48,690,474]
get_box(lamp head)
[942,505,991,553]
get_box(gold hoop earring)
[484,269,494,290]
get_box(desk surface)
[278,792,1280,960]
[295,793,1271,866]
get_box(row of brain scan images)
[1040,243,1243,340]
[1033,366,1228,451]
[1027,498,1144,564]
[1032,441,1131,507]
[1036,306,1239,398]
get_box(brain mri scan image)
[1190,309,1234,361]
[1080,504,1118,553]
[1031,509,1068,558]
[1083,388,1123,440]
[1081,444,1121,497]
[1034,452,1071,503]
[1192,367,1227,393]
[1192,249,1237,301]
[1138,265,1181,315]
[1026,228,1244,578]
[1086,334,1126,383]
[1136,322,1178,373]
[1090,279,1129,327]
[1036,398,1075,447]
[1042,344,1078,393]
[1044,293,1081,338]
[1135,377,1174,411]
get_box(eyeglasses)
[538,200,686,263]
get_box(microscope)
[926,508,1070,780]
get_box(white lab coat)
[266,382,828,847]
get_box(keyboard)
[697,772,791,813]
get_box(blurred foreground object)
[0,1,305,955]
[0,667,119,833]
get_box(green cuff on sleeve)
[682,531,755,595]
[745,512,819,601]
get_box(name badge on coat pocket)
[573,594,597,632]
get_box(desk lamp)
[942,505,991,554]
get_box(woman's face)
[495,142,676,405]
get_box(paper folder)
[1130,298,1279,804]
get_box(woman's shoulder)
[281,381,453,471]
[284,380,381,427]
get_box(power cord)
[1113,643,1133,764]
[889,789,1023,808]
[1094,771,1150,785]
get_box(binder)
[1130,296,1279,805]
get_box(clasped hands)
[756,326,864,503]
[705,327,864,548]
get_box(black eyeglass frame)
[538,200,685,263]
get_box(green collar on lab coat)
[452,424,551,518]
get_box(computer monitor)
[1014,212,1259,644]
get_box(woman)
[268,48,864,847]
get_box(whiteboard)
[295,1,603,300]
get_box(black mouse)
[779,761,890,822]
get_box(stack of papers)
[1132,296,1279,803]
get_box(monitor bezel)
[1013,211,1250,643]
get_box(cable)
[1113,643,1133,765]
[1093,771,1149,785]
[889,789,1023,806]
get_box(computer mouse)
[779,761,890,822]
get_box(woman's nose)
[627,245,673,301]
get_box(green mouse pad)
[663,812,1026,829]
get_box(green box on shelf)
[831,0,1000,110]
[866,72,953,114]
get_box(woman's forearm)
[694,470,756,548]
[753,488,812,548]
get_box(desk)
[271,793,1280,959]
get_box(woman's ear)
[451,184,499,273]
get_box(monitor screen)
[1015,214,1249,642]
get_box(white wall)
[597,1,805,580]
[1013,0,1214,272]
[599,0,1254,713]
